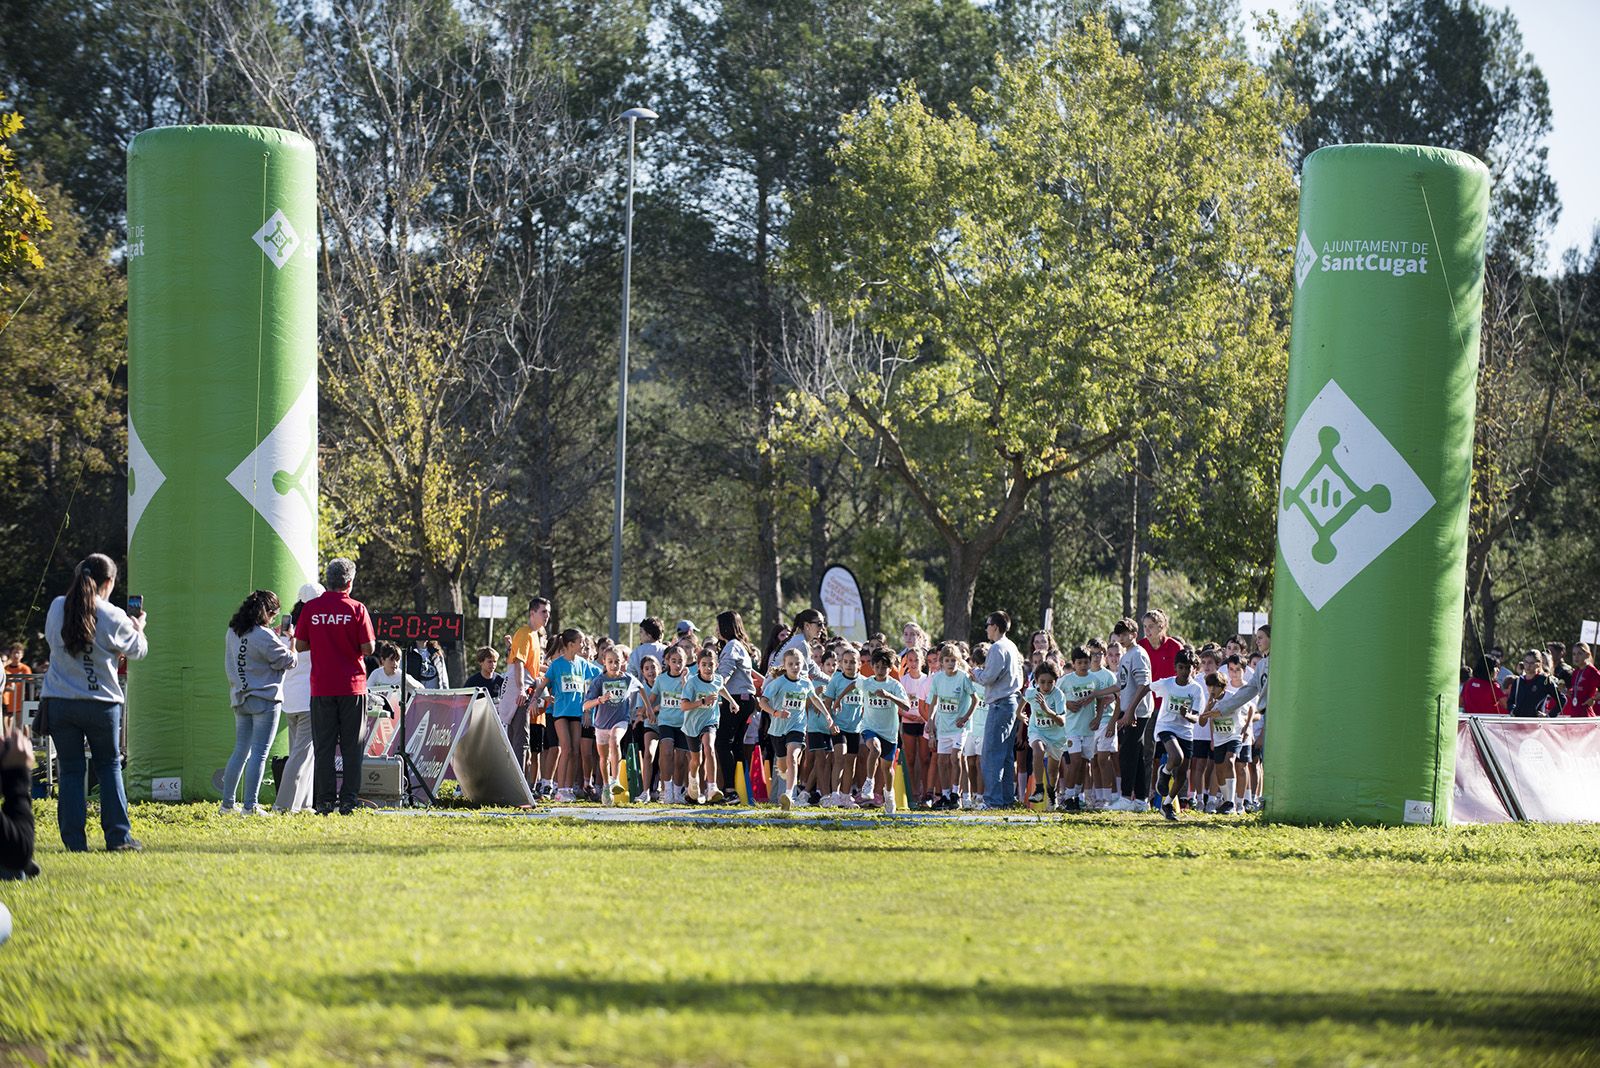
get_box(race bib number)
[603,681,629,704]
[1071,686,1093,702]
[782,692,806,713]
[936,697,957,716]
[662,694,682,711]
[868,696,892,711]
[1170,697,1193,717]
[560,674,584,694]
[1212,714,1234,735]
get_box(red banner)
[1474,717,1600,823]
[1451,719,1511,823]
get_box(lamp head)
[621,107,659,121]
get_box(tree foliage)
[787,15,1298,636]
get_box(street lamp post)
[610,106,657,642]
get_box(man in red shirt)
[1459,655,1506,715]
[294,558,376,815]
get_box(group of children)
[482,608,1268,819]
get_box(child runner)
[583,646,640,805]
[758,648,832,810]
[898,648,932,808]
[679,646,730,805]
[1149,648,1205,821]
[540,628,601,802]
[823,644,868,807]
[929,642,979,810]
[1086,639,1120,809]
[1223,654,1259,811]
[854,649,911,813]
[645,646,690,803]
[634,655,661,801]
[1021,660,1068,811]
[1199,670,1243,814]
[1190,646,1222,811]
[1056,646,1099,812]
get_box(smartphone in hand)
[127,595,144,618]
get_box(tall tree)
[655,0,996,636]
[787,16,1298,636]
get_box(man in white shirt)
[971,611,1023,808]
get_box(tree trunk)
[752,165,783,636]
[437,571,467,685]
[809,452,827,609]
[1122,463,1138,619]
[1037,474,1054,632]
[942,538,983,642]
[1135,442,1152,619]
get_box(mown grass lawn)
[1,804,1597,1066]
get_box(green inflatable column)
[1267,144,1488,826]
[126,126,318,802]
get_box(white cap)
[297,582,325,604]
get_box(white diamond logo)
[252,208,301,269]
[1295,230,1318,288]
[1278,380,1434,610]
[226,377,318,583]
[127,416,167,549]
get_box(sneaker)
[1131,799,1152,813]
[839,794,860,809]
[1053,794,1068,812]
[791,791,811,808]
[809,790,823,806]
[218,803,238,816]
[957,795,972,811]
[820,792,840,808]
[602,787,615,806]
[611,780,628,805]
[1161,803,1178,821]
[554,788,575,803]
[706,787,725,805]
[780,791,794,811]
[1065,796,1083,813]
[108,839,144,852]
[1030,786,1046,803]
[240,807,272,817]
[1217,800,1235,815]
[970,799,989,811]
[884,793,896,816]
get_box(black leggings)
[716,694,755,791]
[1119,717,1154,800]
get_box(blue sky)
[1240,0,1598,268]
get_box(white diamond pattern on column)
[225,377,318,583]
[127,416,167,549]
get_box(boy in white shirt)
[1149,648,1205,821]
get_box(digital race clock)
[372,612,465,645]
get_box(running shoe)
[780,791,793,811]
[706,787,725,805]
[883,792,896,816]
[1161,802,1178,821]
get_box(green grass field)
[2,804,1598,1067]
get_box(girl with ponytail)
[42,553,148,851]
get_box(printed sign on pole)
[819,565,869,642]
[477,595,508,620]
[616,600,647,625]
[1581,620,1599,644]
[1237,611,1268,637]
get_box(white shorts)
[594,724,628,746]
[1066,734,1095,758]
[1031,734,1066,762]
[1095,729,1119,754]
[936,732,964,756]
[961,728,984,757]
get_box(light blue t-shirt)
[1059,670,1099,737]
[650,671,689,729]
[679,670,725,734]
[763,674,813,736]
[824,671,866,732]
[1089,667,1117,728]
[547,656,600,719]
[1023,684,1069,741]
[857,675,908,740]
[929,671,977,734]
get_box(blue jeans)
[48,698,132,851]
[982,695,1019,807]
[222,705,281,811]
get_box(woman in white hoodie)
[222,589,297,814]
